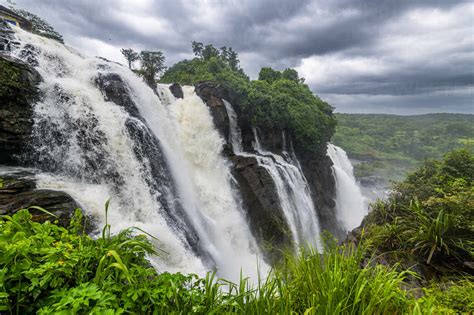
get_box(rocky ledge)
[0,171,90,229]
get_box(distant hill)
[333,113,473,185]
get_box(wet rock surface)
[195,82,230,142]
[0,171,85,228]
[0,55,41,165]
[230,154,292,262]
[169,83,183,99]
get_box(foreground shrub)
[0,209,213,314]
[1,206,472,314]
[365,149,473,273]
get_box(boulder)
[169,83,183,99]
[0,171,86,229]
[0,55,41,165]
[95,72,140,118]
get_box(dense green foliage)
[333,113,474,180]
[0,209,427,314]
[0,208,216,314]
[161,43,336,153]
[363,149,473,277]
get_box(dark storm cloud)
[8,0,474,114]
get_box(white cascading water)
[327,144,368,231]
[10,27,266,281]
[223,100,322,250]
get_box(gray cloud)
[8,0,474,114]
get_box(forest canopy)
[161,42,336,154]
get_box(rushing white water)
[327,144,368,231]
[10,27,266,281]
[223,100,322,250]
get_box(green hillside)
[333,113,473,182]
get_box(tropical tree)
[139,50,166,87]
[191,41,204,58]
[120,48,139,69]
[226,47,239,71]
[201,44,219,60]
[258,67,282,83]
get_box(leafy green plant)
[363,149,473,278]
[160,47,336,155]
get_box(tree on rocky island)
[139,50,166,87]
[191,41,204,58]
[121,48,139,70]
[259,67,305,84]
[191,42,241,71]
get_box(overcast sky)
[6,0,474,114]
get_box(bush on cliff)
[160,43,336,154]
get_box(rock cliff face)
[0,55,40,165]
[194,82,343,256]
[0,171,87,229]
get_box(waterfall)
[327,144,368,231]
[10,27,266,281]
[223,100,322,250]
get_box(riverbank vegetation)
[1,150,472,314]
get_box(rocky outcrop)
[195,82,230,143]
[0,171,86,229]
[95,72,140,117]
[169,83,183,99]
[0,55,41,165]
[297,151,345,239]
[194,81,344,243]
[230,155,292,262]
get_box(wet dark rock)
[0,22,14,52]
[195,82,346,239]
[95,72,140,117]
[230,154,292,262]
[195,82,230,142]
[169,83,183,99]
[297,151,345,239]
[0,171,89,230]
[0,55,41,165]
